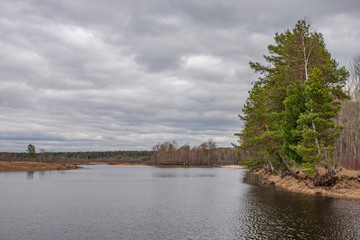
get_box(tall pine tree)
[295,68,343,177]
[236,20,348,177]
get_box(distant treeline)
[150,139,238,165]
[0,140,240,166]
[0,150,151,164]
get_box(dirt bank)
[0,161,79,172]
[256,168,360,200]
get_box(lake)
[0,165,359,239]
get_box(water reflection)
[25,170,53,180]
[242,171,360,239]
[39,171,46,178]
[26,171,34,179]
[0,166,359,240]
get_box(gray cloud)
[0,0,359,152]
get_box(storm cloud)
[1,0,359,151]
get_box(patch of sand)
[256,168,360,200]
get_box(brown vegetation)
[334,100,360,170]
[150,140,238,166]
[0,161,78,172]
[255,168,360,199]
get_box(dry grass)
[0,161,79,172]
[256,168,360,200]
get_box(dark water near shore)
[0,165,359,240]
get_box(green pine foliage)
[282,81,306,164]
[294,68,343,173]
[27,144,36,158]
[236,20,348,176]
[236,82,279,168]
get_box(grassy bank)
[256,168,360,200]
[0,161,79,172]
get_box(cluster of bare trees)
[150,139,238,165]
[347,56,360,101]
[333,56,360,170]
[334,99,360,169]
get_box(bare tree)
[40,148,46,162]
[0,152,10,161]
[347,55,360,101]
[334,100,360,170]
[150,140,238,165]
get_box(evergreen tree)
[237,81,298,177]
[236,19,348,177]
[295,68,343,177]
[282,82,306,164]
[27,144,36,158]
[236,82,272,168]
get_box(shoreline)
[98,162,240,168]
[255,168,360,200]
[0,161,241,172]
[4,161,357,200]
[0,161,79,172]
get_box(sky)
[1,0,360,152]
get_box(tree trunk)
[263,122,299,179]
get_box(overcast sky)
[1,0,359,152]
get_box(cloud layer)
[1,0,359,152]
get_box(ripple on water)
[0,166,359,240]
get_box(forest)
[0,150,152,164]
[0,140,238,166]
[150,139,238,165]
[235,20,360,180]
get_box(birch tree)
[348,55,360,101]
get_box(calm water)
[0,165,359,240]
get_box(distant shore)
[255,168,360,200]
[0,161,79,172]
[95,162,241,168]
[0,161,242,172]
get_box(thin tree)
[348,55,360,101]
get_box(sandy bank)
[256,168,360,200]
[107,162,222,168]
[0,161,79,172]
[89,162,241,168]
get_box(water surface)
[0,165,359,239]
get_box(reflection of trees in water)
[27,171,34,179]
[239,171,360,239]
